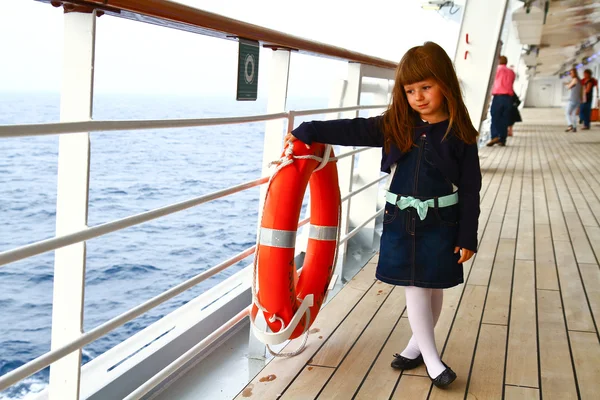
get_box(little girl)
[286,41,481,389]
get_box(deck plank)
[355,318,412,400]
[311,282,394,367]
[578,263,600,334]
[428,285,487,400]
[563,212,597,264]
[571,141,600,225]
[466,222,502,286]
[533,133,561,290]
[309,281,393,368]
[316,288,406,399]
[584,227,600,272]
[279,366,333,400]
[534,223,559,290]
[465,324,507,399]
[391,375,431,400]
[478,139,516,243]
[482,239,515,325]
[504,386,540,400]
[501,140,525,240]
[532,139,549,226]
[553,240,595,332]
[516,138,534,261]
[505,260,538,387]
[568,331,600,400]
[537,289,578,400]
[538,135,570,242]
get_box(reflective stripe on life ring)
[251,141,340,341]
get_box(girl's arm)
[291,117,384,148]
[456,142,482,253]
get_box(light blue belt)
[385,191,458,221]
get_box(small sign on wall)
[237,39,260,101]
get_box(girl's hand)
[284,132,310,149]
[455,247,474,264]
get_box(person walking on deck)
[565,68,582,132]
[487,55,515,147]
[286,42,481,390]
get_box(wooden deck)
[237,109,600,400]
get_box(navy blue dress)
[292,117,482,289]
[378,132,462,288]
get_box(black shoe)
[429,363,457,389]
[391,353,424,370]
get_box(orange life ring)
[251,141,340,342]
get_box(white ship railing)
[0,105,384,267]
[1,1,396,398]
[0,105,383,139]
[0,104,388,393]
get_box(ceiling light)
[421,1,451,11]
[422,3,442,10]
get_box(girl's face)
[403,78,448,123]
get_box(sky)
[0,0,462,97]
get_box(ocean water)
[0,92,328,399]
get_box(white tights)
[400,286,446,377]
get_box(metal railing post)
[349,81,390,248]
[48,9,96,400]
[248,48,291,362]
[334,63,363,280]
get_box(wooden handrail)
[41,0,398,69]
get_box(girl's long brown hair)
[380,41,478,153]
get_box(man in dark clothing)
[581,69,598,130]
[487,55,516,147]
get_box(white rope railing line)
[0,154,386,270]
[341,175,388,202]
[297,174,386,227]
[0,104,388,139]
[0,113,289,138]
[0,245,256,392]
[335,147,372,160]
[298,216,310,228]
[123,308,250,400]
[338,208,384,245]
[0,176,269,268]
[290,104,387,117]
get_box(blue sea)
[0,92,328,399]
